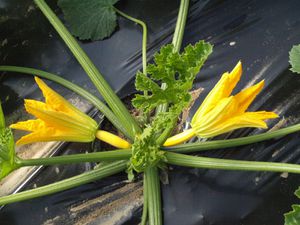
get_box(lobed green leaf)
[132,40,212,113]
[128,104,183,175]
[58,0,119,40]
[285,187,300,225]
[130,125,166,174]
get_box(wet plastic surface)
[1,0,300,224]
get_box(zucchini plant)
[1,0,300,224]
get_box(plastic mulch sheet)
[1,0,300,224]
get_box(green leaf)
[289,44,300,74]
[130,41,212,173]
[0,127,17,180]
[0,103,5,129]
[130,125,166,173]
[132,40,212,113]
[285,205,300,225]
[0,103,17,180]
[285,187,300,225]
[57,0,119,40]
[129,104,183,174]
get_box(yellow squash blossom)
[10,77,130,149]
[164,61,278,146]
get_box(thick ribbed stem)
[0,161,128,205]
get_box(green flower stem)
[166,152,300,174]
[164,124,300,153]
[172,0,189,52]
[16,149,132,167]
[0,160,127,205]
[34,0,141,140]
[141,175,148,225]
[145,167,162,225]
[114,7,147,75]
[0,66,128,137]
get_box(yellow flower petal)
[35,77,75,112]
[182,62,278,140]
[34,77,91,123]
[246,111,279,120]
[197,111,278,138]
[16,128,95,145]
[24,99,97,134]
[192,96,238,132]
[11,77,99,145]
[234,80,264,114]
[10,119,45,132]
[165,61,278,145]
[192,61,242,122]
[227,61,243,94]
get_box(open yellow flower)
[164,61,278,146]
[10,77,98,145]
[10,77,130,149]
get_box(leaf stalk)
[166,152,300,174]
[0,160,128,205]
[16,150,132,167]
[165,123,300,153]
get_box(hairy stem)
[16,150,132,167]
[0,160,127,205]
[114,8,150,120]
[166,152,300,174]
[172,0,189,52]
[164,124,300,153]
[114,7,147,75]
[145,167,162,225]
[141,174,148,225]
